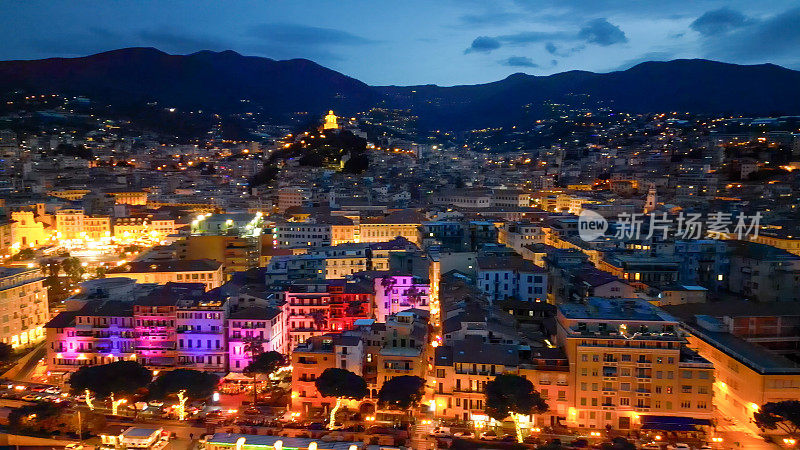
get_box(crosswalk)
[409,423,437,450]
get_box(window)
[681,401,691,408]
[620,397,629,406]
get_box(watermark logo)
[578,210,609,242]
[577,211,762,242]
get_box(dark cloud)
[459,12,519,26]
[577,18,628,46]
[501,56,539,67]
[465,18,625,55]
[544,41,584,57]
[501,30,572,45]
[698,7,800,63]
[464,36,502,53]
[248,23,375,47]
[690,8,749,36]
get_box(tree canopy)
[754,400,800,437]
[378,375,425,410]
[315,368,368,400]
[0,342,14,362]
[244,351,286,377]
[149,369,219,400]
[484,373,549,422]
[69,360,152,398]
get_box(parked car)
[667,444,691,450]
[430,428,452,438]
[480,431,498,441]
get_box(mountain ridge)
[2,48,800,130]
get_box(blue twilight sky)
[1,0,800,86]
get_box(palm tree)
[310,310,327,331]
[405,286,424,307]
[380,276,397,296]
[242,335,265,405]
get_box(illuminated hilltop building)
[323,110,338,130]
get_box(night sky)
[2,0,800,86]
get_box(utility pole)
[77,410,82,442]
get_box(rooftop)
[108,259,221,274]
[559,297,677,323]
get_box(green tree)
[149,369,219,400]
[61,257,85,284]
[485,374,549,443]
[315,368,368,429]
[69,360,152,399]
[378,375,425,411]
[243,351,285,406]
[0,342,14,362]
[754,400,800,437]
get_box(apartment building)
[290,310,429,417]
[433,338,571,427]
[227,306,286,371]
[55,209,111,241]
[176,290,230,372]
[557,298,714,431]
[0,267,49,348]
[368,273,430,322]
[106,260,224,290]
[498,222,545,254]
[45,300,135,379]
[359,209,425,246]
[273,222,332,249]
[476,255,547,303]
[291,334,365,414]
[679,314,800,435]
[283,279,373,350]
[727,241,800,302]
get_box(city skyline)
[1,0,799,86]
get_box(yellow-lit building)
[47,189,91,201]
[323,110,339,130]
[84,216,112,241]
[10,211,50,250]
[557,298,714,431]
[0,267,49,347]
[55,209,86,240]
[113,216,175,241]
[107,191,148,205]
[433,339,571,428]
[359,210,425,246]
[681,316,800,435]
[106,259,223,290]
[749,231,800,256]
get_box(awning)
[640,415,712,431]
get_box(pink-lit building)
[226,306,285,372]
[45,300,136,379]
